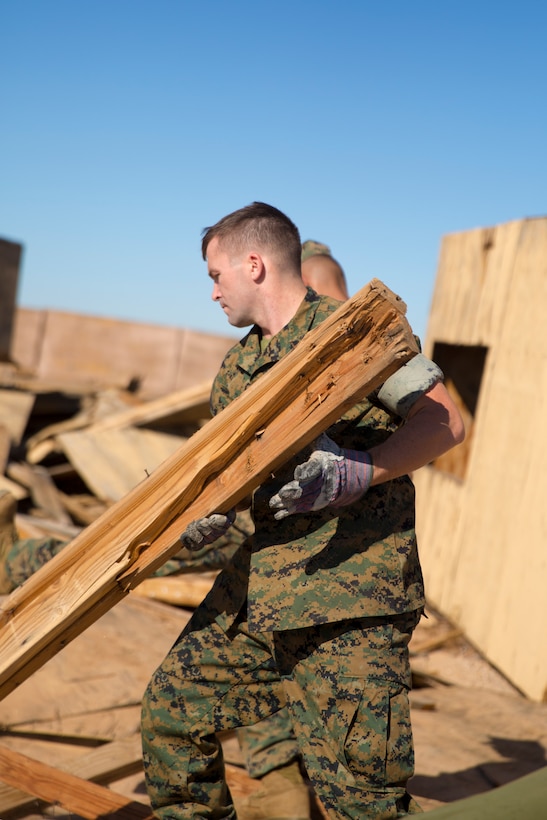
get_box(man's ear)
[248,252,265,281]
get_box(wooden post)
[0,238,22,363]
[0,279,419,699]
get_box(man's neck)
[257,283,307,338]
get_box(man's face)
[206,236,255,328]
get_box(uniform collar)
[237,288,323,377]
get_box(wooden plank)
[14,513,81,541]
[12,307,235,399]
[59,491,108,526]
[0,745,152,819]
[26,380,211,464]
[0,279,418,699]
[24,387,141,465]
[0,737,143,814]
[0,388,35,444]
[6,462,73,524]
[132,572,219,608]
[58,427,187,502]
[0,239,22,363]
[0,474,27,500]
[415,218,547,701]
[0,595,190,726]
[87,379,212,431]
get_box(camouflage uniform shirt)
[210,288,425,634]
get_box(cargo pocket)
[344,679,415,791]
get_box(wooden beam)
[132,572,219,609]
[0,737,143,814]
[0,744,153,819]
[25,379,211,464]
[0,238,22,363]
[0,279,419,699]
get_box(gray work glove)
[269,433,373,520]
[180,510,236,551]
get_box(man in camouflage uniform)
[141,202,465,819]
[0,237,349,820]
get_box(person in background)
[141,202,464,819]
[301,239,349,301]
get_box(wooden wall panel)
[11,308,235,398]
[427,221,523,346]
[174,328,237,391]
[415,217,547,701]
[10,308,46,373]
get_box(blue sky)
[2,1,546,343]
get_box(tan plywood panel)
[415,217,547,701]
[12,308,235,398]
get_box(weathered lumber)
[0,388,35,444]
[0,737,143,813]
[0,388,35,473]
[0,744,153,819]
[0,238,22,363]
[7,461,73,524]
[132,572,219,608]
[84,379,212,431]
[0,279,419,700]
[15,512,81,541]
[25,380,211,464]
[0,473,27,500]
[58,426,187,502]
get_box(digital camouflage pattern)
[209,287,425,634]
[1,536,66,591]
[142,594,422,819]
[142,287,426,818]
[238,708,300,778]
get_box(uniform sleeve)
[377,353,444,418]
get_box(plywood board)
[12,308,235,398]
[0,388,35,444]
[0,737,143,814]
[415,217,547,700]
[58,426,187,501]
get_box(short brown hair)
[201,202,301,270]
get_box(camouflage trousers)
[1,537,66,591]
[141,603,423,819]
[238,706,298,778]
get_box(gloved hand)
[269,433,373,520]
[180,510,236,551]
